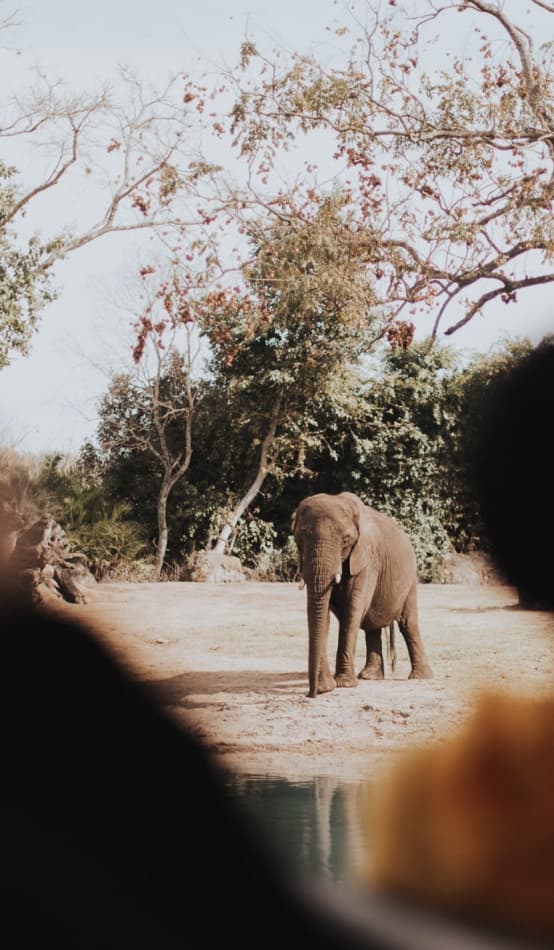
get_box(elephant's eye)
[343,534,353,545]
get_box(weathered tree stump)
[1,508,96,606]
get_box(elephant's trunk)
[305,540,340,596]
[307,586,332,698]
[301,539,341,698]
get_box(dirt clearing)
[52,580,554,782]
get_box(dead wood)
[1,510,96,606]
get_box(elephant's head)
[292,492,373,697]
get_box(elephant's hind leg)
[399,583,433,679]
[358,626,385,680]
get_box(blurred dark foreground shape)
[366,339,554,947]
[0,589,388,950]
[1,339,554,950]
[471,337,554,611]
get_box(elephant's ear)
[348,504,374,576]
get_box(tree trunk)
[154,481,171,581]
[213,395,282,555]
[213,465,271,554]
[148,335,194,579]
[1,513,95,606]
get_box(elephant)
[292,491,433,697]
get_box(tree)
[351,343,466,578]
[258,335,545,579]
[97,285,198,579]
[89,377,239,566]
[227,1,554,339]
[0,159,58,364]
[191,193,386,553]
[0,57,215,367]
[269,340,461,579]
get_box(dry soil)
[49,580,554,785]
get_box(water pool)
[224,773,374,884]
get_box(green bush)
[67,502,148,579]
[249,535,299,581]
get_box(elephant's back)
[369,508,417,562]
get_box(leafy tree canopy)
[195,193,387,476]
[0,161,59,367]
[227,0,554,339]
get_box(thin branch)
[466,0,553,132]
[444,272,554,335]
[2,121,80,224]
[532,0,554,11]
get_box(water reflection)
[225,774,373,884]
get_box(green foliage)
[261,337,541,580]
[273,340,460,579]
[354,342,460,570]
[300,336,542,579]
[0,162,59,368]
[63,495,148,580]
[197,194,385,482]
[175,483,230,553]
[42,454,150,578]
[96,373,153,461]
[82,296,548,581]
[93,196,389,572]
[248,534,299,582]
[92,363,208,565]
[226,511,278,566]
[0,450,149,578]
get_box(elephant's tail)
[387,622,397,674]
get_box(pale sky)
[0,0,552,454]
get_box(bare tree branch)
[224,0,554,339]
[444,272,554,334]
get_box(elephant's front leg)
[333,589,365,689]
[318,647,336,694]
[358,626,384,680]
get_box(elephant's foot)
[408,663,433,679]
[358,665,384,680]
[335,671,359,689]
[316,671,337,695]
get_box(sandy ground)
[50,579,554,784]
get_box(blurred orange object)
[368,691,554,942]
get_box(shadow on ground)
[143,670,308,707]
